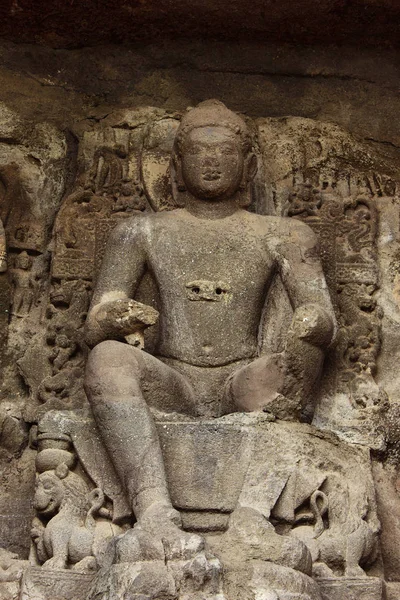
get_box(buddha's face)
[180,126,244,201]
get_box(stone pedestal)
[20,567,95,600]
[157,419,250,532]
[22,413,383,600]
[223,562,322,600]
[87,554,224,600]
[318,577,384,600]
[16,565,387,600]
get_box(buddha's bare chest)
[146,224,274,300]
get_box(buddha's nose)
[203,153,220,167]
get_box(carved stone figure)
[47,280,91,326]
[83,100,337,583]
[37,368,83,408]
[10,251,34,317]
[0,102,391,600]
[48,331,77,373]
[285,183,387,447]
[289,488,379,578]
[31,464,121,572]
[0,547,29,584]
[85,144,128,196]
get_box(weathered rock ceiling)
[0,0,399,48]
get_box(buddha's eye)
[222,145,237,155]
[188,145,203,155]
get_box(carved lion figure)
[32,463,121,572]
[290,490,379,578]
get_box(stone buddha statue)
[84,100,336,571]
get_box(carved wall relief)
[284,183,387,446]
[274,474,379,579]
[2,103,399,600]
[255,117,397,448]
[0,107,69,566]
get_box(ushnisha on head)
[171,100,257,206]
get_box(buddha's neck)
[184,194,242,219]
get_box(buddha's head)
[172,100,256,205]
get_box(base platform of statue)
[17,562,325,600]
[16,568,386,600]
[88,554,224,600]
[11,410,383,600]
[317,576,384,600]
[20,567,95,600]
[91,563,323,600]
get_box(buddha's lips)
[202,170,221,181]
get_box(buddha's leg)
[220,354,317,575]
[225,339,324,420]
[84,340,196,521]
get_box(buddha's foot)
[115,502,205,563]
[226,507,312,575]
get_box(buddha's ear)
[246,152,258,182]
[170,152,185,193]
[170,152,186,207]
[241,152,257,190]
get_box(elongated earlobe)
[239,152,257,191]
[247,153,258,181]
[170,153,186,207]
[171,153,186,193]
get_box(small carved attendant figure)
[0,217,7,273]
[10,251,34,317]
[84,100,337,570]
[49,332,77,373]
[86,144,128,196]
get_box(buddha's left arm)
[275,219,337,348]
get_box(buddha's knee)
[84,340,142,400]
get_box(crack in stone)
[366,137,400,151]
[186,65,395,89]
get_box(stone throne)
[20,104,389,600]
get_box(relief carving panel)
[0,101,399,600]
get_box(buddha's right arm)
[84,218,147,348]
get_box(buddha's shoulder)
[109,210,179,239]
[242,212,317,249]
[253,213,315,235]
